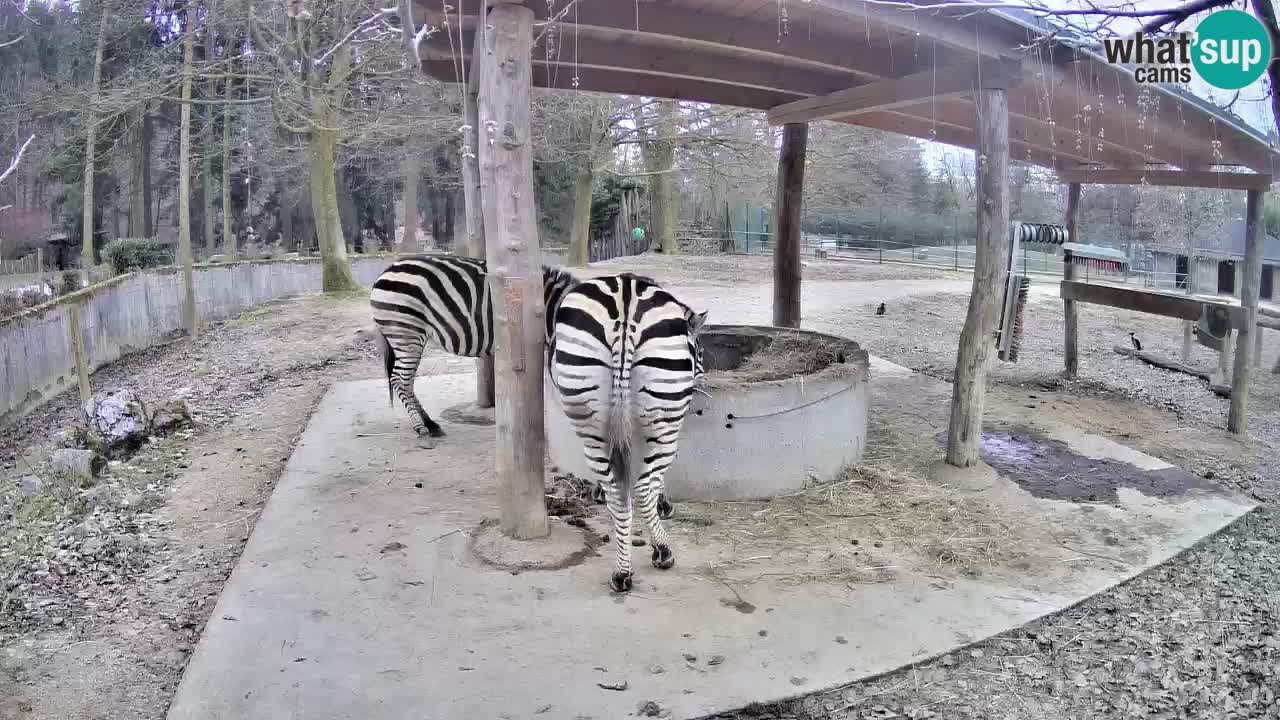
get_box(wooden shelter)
[411,0,1280,535]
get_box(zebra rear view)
[549,274,707,593]
[370,255,576,444]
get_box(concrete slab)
[168,368,1255,720]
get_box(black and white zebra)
[369,255,577,441]
[548,273,707,592]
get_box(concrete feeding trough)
[545,324,871,501]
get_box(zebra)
[369,255,577,442]
[548,273,707,592]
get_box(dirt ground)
[3,253,1279,720]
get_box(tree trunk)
[127,108,150,237]
[81,4,110,282]
[222,66,235,259]
[178,8,197,335]
[202,4,217,259]
[309,43,357,292]
[402,157,419,250]
[568,157,594,267]
[773,123,807,328]
[945,86,1009,468]
[478,1,548,540]
[652,100,677,253]
[459,48,495,407]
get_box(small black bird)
[876,302,886,316]
[1129,332,1142,351]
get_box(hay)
[674,461,1029,587]
[711,333,850,384]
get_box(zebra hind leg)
[637,477,674,570]
[384,332,445,443]
[600,483,671,520]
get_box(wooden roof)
[414,0,1280,180]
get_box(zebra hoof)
[610,571,633,593]
[591,484,606,504]
[414,434,439,449]
[657,494,675,520]
[427,425,447,438]
[651,544,675,570]
[631,537,647,547]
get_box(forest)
[0,0,1273,293]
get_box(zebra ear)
[688,310,708,335]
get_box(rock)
[150,399,192,435]
[50,449,106,484]
[84,390,151,458]
[59,425,109,456]
[83,484,124,509]
[81,537,104,556]
[16,475,44,497]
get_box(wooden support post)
[1062,183,1081,377]
[772,122,807,328]
[1255,329,1264,368]
[68,303,92,416]
[460,30,495,409]
[1228,189,1266,434]
[477,0,548,539]
[946,85,1009,468]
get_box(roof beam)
[767,60,1020,126]
[420,28,861,99]
[419,60,803,110]
[416,1,947,83]
[1057,168,1274,190]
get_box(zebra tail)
[605,379,632,500]
[380,331,395,407]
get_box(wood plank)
[459,31,494,408]
[766,60,1019,126]
[1063,183,1081,377]
[807,0,1013,59]
[1057,168,1273,191]
[1014,60,1221,171]
[477,1,549,540]
[773,123,807,328]
[946,87,1009,468]
[850,110,1093,170]
[417,2,936,83]
[1229,189,1266,434]
[913,97,1151,169]
[1061,281,1205,321]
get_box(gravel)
[608,255,1280,720]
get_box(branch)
[1252,0,1280,134]
[1139,0,1236,32]
[314,10,390,65]
[0,32,25,49]
[0,133,35,187]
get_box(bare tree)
[81,2,111,283]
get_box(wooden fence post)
[1062,182,1081,376]
[772,122,807,328]
[460,28,495,409]
[477,0,548,540]
[1228,188,1266,433]
[945,84,1010,468]
[68,303,92,416]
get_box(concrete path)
[167,367,1254,720]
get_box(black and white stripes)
[370,255,576,441]
[549,273,707,592]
